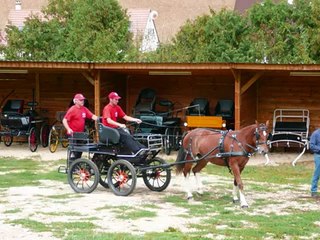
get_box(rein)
[186,124,268,174]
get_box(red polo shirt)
[102,103,125,128]
[64,105,93,132]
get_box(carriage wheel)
[107,160,137,196]
[48,128,59,153]
[142,157,171,192]
[92,155,115,189]
[68,158,100,193]
[3,134,13,147]
[172,127,182,151]
[164,128,172,155]
[61,127,69,148]
[40,124,50,147]
[28,127,38,152]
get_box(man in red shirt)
[102,91,146,154]
[63,93,98,160]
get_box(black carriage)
[0,99,49,152]
[132,88,182,155]
[59,119,171,196]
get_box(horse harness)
[187,125,267,174]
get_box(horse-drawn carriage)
[268,108,310,166]
[0,99,49,152]
[132,88,181,155]
[59,118,170,196]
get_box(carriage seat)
[1,99,24,114]
[98,122,120,145]
[274,122,307,132]
[187,98,210,116]
[214,100,234,119]
[133,88,156,116]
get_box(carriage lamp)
[222,122,227,128]
[183,122,188,127]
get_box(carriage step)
[58,165,67,174]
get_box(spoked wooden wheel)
[142,157,171,192]
[68,158,100,193]
[164,128,172,155]
[107,160,137,196]
[172,126,182,151]
[61,128,69,148]
[40,124,50,147]
[92,154,114,189]
[28,127,38,152]
[48,127,59,153]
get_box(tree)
[147,0,320,64]
[3,0,134,61]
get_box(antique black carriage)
[268,108,310,166]
[132,88,181,155]
[0,99,49,152]
[59,118,170,196]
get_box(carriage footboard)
[134,133,162,151]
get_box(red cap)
[74,93,86,100]
[108,92,121,100]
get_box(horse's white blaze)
[239,190,248,207]
[232,185,239,202]
[263,130,267,136]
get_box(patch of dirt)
[0,144,317,239]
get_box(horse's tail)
[175,145,187,175]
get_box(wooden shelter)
[1,61,320,132]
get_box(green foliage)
[3,0,320,63]
[3,0,134,61]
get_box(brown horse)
[175,121,269,208]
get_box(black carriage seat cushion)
[214,100,234,118]
[270,133,305,142]
[98,123,120,145]
[188,98,210,116]
[134,88,156,113]
[2,100,24,114]
[274,122,307,132]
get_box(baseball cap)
[108,92,121,100]
[74,93,86,100]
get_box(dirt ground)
[0,144,316,239]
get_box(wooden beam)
[81,71,94,86]
[94,70,101,117]
[233,70,241,130]
[240,71,264,95]
[35,73,40,107]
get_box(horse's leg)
[230,164,248,208]
[232,179,240,203]
[182,162,194,201]
[192,160,207,195]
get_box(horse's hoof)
[187,196,193,202]
[241,205,249,209]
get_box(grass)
[1,156,319,240]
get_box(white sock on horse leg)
[195,172,204,194]
[184,174,193,199]
[239,190,249,208]
[232,185,239,202]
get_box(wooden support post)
[35,73,40,107]
[94,70,101,117]
[232,69,241,130]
